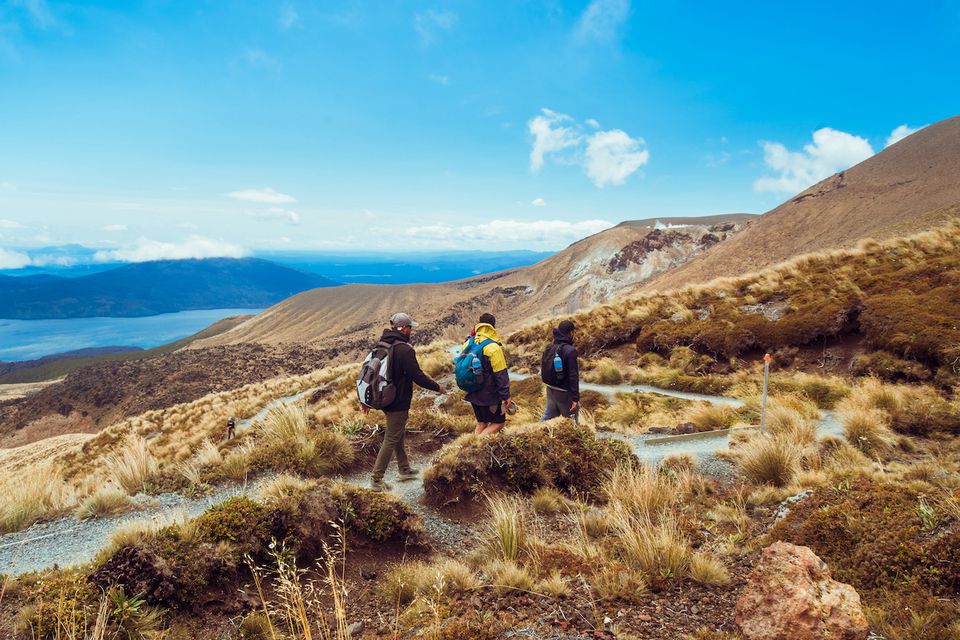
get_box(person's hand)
[570,401,579,413]
[505,398,514,410]
[360,404,370,415]
[436,384,446,395]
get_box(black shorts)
[471,402,506,424]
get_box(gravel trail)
[0,377,841,576]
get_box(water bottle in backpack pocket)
[357,341,398,409]
[540,342,565,387]
[455,337,495,392]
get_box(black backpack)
[357,341,398,409]
[540,342,565,387]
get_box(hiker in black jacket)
[540,319,580,423]
[368,312,445,491]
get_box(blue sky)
[0,0,957,263]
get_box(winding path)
[0,377,844,576]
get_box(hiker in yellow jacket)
[462,313,513,435]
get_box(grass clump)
[530,487,568,514]
[0,464,76,534]
[423,421,635,506]
[483,560,535,594]
[250,403,355,476]
[585,358,625,385]
[105,437,159,495]
[75,486,135,521]
[689,553,731,586]
[686,403,737,432]
[735,435,801,487]
[483,494,527,562]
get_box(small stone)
[347,621,364,637]
[603,616,612,625]
[690,605,700,615]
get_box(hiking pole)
[760,353,771,435]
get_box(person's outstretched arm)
[401,345,442,392]
[487,344,511,402]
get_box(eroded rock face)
[736,542,869,640]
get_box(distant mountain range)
[0,258,338,319]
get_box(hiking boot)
[370,478,392,492]
[398,468,420,482]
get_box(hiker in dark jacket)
[367,312,445,491]
[540,319,580,422]
[462,313,513,435]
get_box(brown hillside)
[192,215,755,350]
[642,115,960,292]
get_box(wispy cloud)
[428,72,449,85]
[247,206,301,225]
[885,123,926,148]
[279,3,299,30]
[0,219,23,229]
[575,0,630,43]
[414,9,457,45]
[243,48,281,70]
[10,0,56,29]
[406,219,614,248]
[528,108,649,187]
[753,127,874,194]
[0,248,31,269]
[102,224,128,232]
[226,187,297,204]
[531,198,546,207]
[93,236,249,263]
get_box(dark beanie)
[558,319,576,334]
[479,312,496,327]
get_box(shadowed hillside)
[0,257,338,319]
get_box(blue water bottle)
[471,354,483,376]
[553,351,563,374]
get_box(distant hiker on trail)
[540,319,580,423]
[456,313,513,436]
[226,417,236,440]
[356,312,445,492]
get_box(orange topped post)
[760,353,772,434]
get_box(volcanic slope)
[192,214,754,350]
[642,114,960,292]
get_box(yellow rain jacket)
[461,322,511,405]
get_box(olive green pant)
[371,410,411,482]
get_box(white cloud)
[248,207,301,225]
[531,198,547,207]
[279,3,299,29]
[428,73,449,85]
[406,219,614,248]
[585,129,650,187]
[93,236,249,263]
[0,248,31,269]
[575,0,630,42]
[528,108,649,187]
[753,127,874,194]
[528,108,581,172]
[414,9,457,45]
[226,187,297,204]
[885,123,926,148]
[102,224,128,232]
[0,219,23,229]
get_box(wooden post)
[760,353,772,434]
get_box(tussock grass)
[106,437,159,495]
[736,435,801,487]
[586,358,624,385]
[257,473,316,503]
[530,487,567,514]
[484,494,526,563]
[840,405,894,454]
[689,553,731,586]
[0,464,76,534]
[604,464,676,520]
[253,403,355,476]
[483,560,535,593]
[589,565,649,602]
[535,573,570,598]
[75,486,135,521]
[610,510,691,579]
[686,403,737,432]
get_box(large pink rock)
[736,542,869,640]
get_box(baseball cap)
[390,312,418,329]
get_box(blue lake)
[0,308,263,362]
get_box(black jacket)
[379,329,440,412]
[544,328,580,401]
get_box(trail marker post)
[760,353,772,435]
